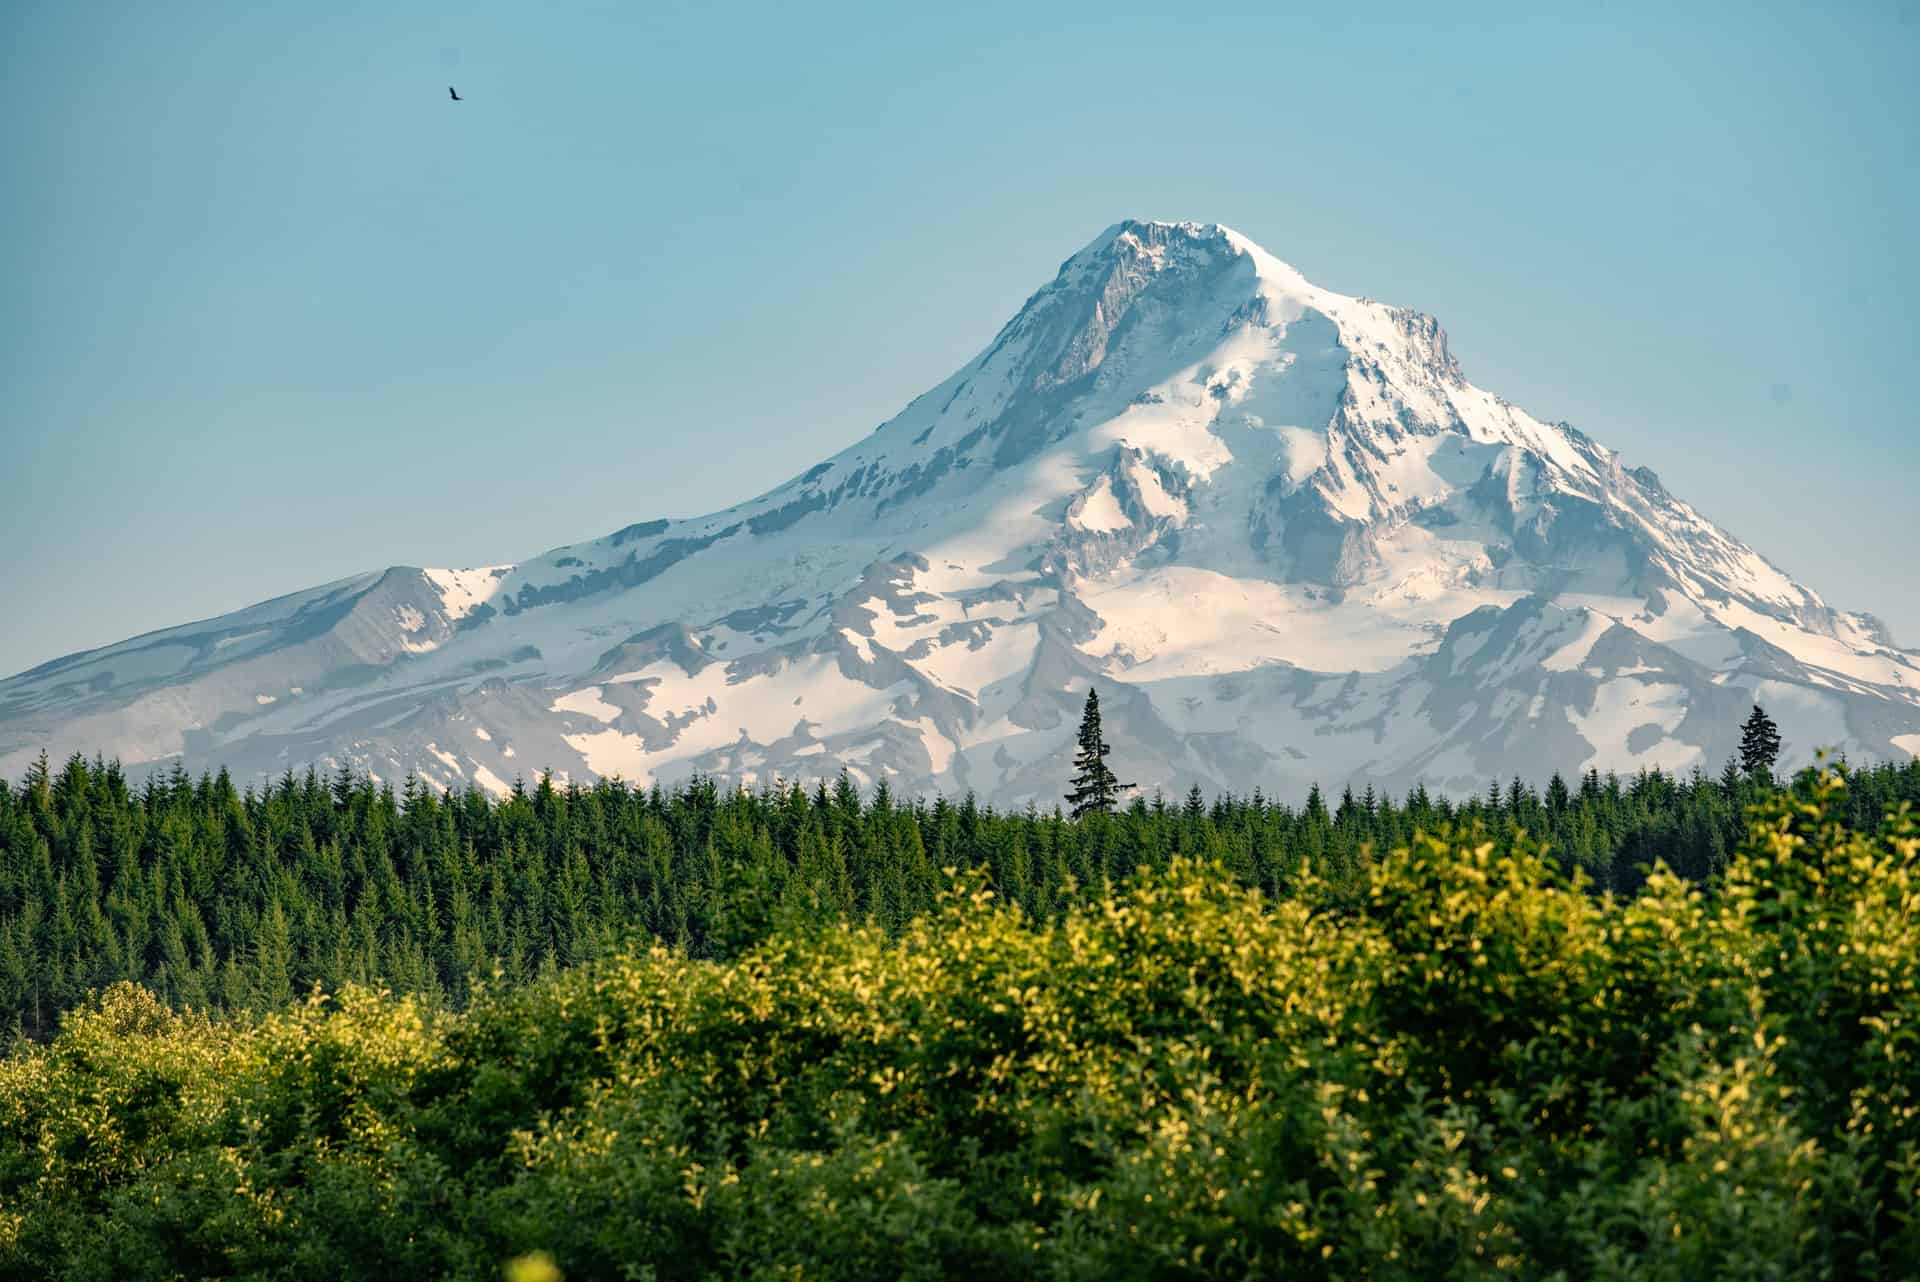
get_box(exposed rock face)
[4,220,1916,803]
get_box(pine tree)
[1739,705,1782,779]
[1065,688,1132,819]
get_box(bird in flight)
[448,86,462,101]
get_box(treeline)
[2,750,1918,1040]
[3,774,1915,1279]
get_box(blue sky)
[3,0,1916,678]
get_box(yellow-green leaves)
[3,787,1918,1280]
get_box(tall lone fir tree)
[1066,687,1133,818]
[1739,704,1782,778]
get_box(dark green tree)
[4,744,1918,1039]
[1065,689,1132,819]
[1739,704,1782,778]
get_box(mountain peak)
[5,221,1916,800]
[1065,218,1311,292]
[1082,218,1233,251]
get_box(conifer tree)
[3,746,1918,1037]
[1739,704,1782,779]
[1065,689,1132,819]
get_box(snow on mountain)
[4,220,1916,803]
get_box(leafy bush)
[1,770,1914,1279]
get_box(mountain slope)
[6,221,1916,801]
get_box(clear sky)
[4,1,1916,678]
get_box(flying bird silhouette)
[448,86,462,101]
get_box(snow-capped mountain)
[5,220,1917,804]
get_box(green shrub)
[0,771,1913,1279]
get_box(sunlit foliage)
[1,769,1913,1279]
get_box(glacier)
[4,220,1916,804]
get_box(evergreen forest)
[4,749,1917,1042]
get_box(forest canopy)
[4,750,1918,1040]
